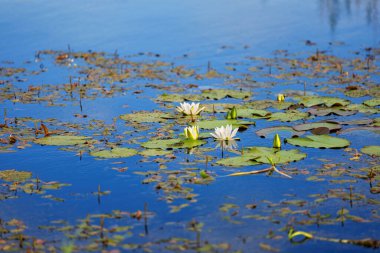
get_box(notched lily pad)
[34,135,90,146]
[139,149,172,156]
[361,146,380,157]
[156,93,203,102]
[216,156,261,167]
[286,135,350,149]
[363,98,380,107]
[90,148,138,158]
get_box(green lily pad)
[201,89,252,100]
[268,110,309,122]
[346,104,379,114]
[256,126,305,138]
[0,170,32,182]
[295,96,350,107]
[139,149,172,157]
[363,98,380,107]
[90,148,138,158]
[120,111,174,123]
[361,146,380,156]
[254,149,307,164]
[156,93,203,102]
[216,156,261,167]
[216,147,306,167]
[203,103,242,113]
[286,135,350,148]
[344,89,368,98]
[308,107,357,116]
[141,139,181,149]
[172,139,207,149]
[34,135,90,146]
[197,119,254,129]
[292,122,342,132]
[238,109,271,118]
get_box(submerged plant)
[176,102,205,116]
[210,125,238,141]
[184,126,199,141]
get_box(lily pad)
[197,119,254,129]
[120,111,174,123]
[308,107,357,116]
[201,89,252,100]
[0,170,32,182]
[292,122,341,132]
[268,110,309,122]
[141,139,181,149]
[156,93,203,102]
[34,135,90,146]
[216,156,261,167]
[254,149,307,164]
[90,148,138,158]
[346,104,379,114]
[256,126,305,138]
[286,135,350,149]
[203,103,242,113]
[361,146,380,156]
[238,109,271,118]
[139,149,172,157]
[363,98,380,107]
[295,96,350,107]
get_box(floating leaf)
[268,110,309,122]
[287,135,350,148]
[295,96,350,107]
[0,170,32,182]
[361,146,380,156]
[120,111,174,123]
[363,98,380,107]
[197,119,254,129]
[216,156,261,167]
[346,104,379,114]
[90,148,138,158]
[34,135,90,146]
[253,149,307,164]
[292,122,341,132]
[141,139,181,149]
[237,108,271,118]
[156,93,202,102]
[201,89,252,100]
[139,149,172,156]
[308,107,357,116]
[256,126,305,138]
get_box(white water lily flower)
[184,126,199,141]
[210,125,238,141]
[176,102,205,116]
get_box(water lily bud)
[184,126,199,141]
[273,134,281,149]
[231,106,237,119]
[277,94,285,102]
[226,110,232,120]
[200,170,209,179]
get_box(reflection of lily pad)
[361,146,380,156]
[268,110,309,122]
[256,126,305,138]
[287,135,350,148]
[120,111,174,123]
[35,135,90,146]
[202,89,252,100]
[292,122,341,132]
[91,148,138,158]
[295,96,350,107]
[197,119,254,129]
[0,170,32,182]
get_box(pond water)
[0,1,379,252]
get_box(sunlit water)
[0,1,379,252]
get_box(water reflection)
[320,0,379,32]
